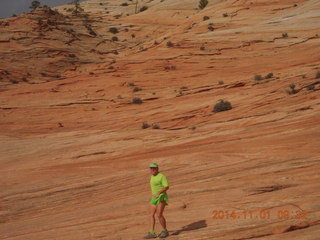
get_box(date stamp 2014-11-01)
[212,209,308,220]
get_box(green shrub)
[282,33,288,38]
[89,29,96,36]
[213,100,232,113]
[166,41,174,47]
[112,50,119,55]
[142,122,150,129]
[132,97,142,104]
[10,79,19,84]
[67,28,74,34]
[199,0,208,10]
[316,71,320,79]
[152,124,160,129]
[30,1,41,11]
[164,65,176,70]
[223,13,229,17]
[112,36,119,41]
[109,27,118,34]
[84,23,97,36]
[289,83,296,90]
[306,84,315,91]
[72,0,84,15]
[203,16,210,21]
[265,73,274,79]
[140,6,148,12]
[133,87,142,92]
[254,74,263,80]
[288,83,297,94]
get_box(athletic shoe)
[143,232,157,239]
[159,230,169,238]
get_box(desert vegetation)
[133,87,142,92]
[213,100,232,112]
[112,36,119,41]
[140,6,148,12]
[254,74,263,81]
[203,16,210,21]
[199,0,208,10]
[1,1,319,240]
[287,83,297,94]
[152,124,160,129]
[166,41,174,47]
[30,1,41,11]
[254,73,274,81]
[109,27,118,34]
[142,122,150,129]
[208,26,214,31]
[132,97,143,104]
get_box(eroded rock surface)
[1,0,319,239]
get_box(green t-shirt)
[150,173,169,195]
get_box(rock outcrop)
[0,0,319,239]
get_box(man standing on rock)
[144,163,169,239]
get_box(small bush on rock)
[213,100,232,113]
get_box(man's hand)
[154,193,160,198]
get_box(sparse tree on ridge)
[135,0,139,14]
[71,0,85,16]
[30,1,41,11]
[73,0,80,14]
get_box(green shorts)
[150,193,169,205]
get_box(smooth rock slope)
[0,0,320,239]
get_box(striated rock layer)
[0,0,320,239]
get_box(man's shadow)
[171,220,207,235]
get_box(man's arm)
[154,186,169,198]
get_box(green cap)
[149,163,158,168]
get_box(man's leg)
[156,201,166,230]
[149,204,157,233]
[144,204,158,239]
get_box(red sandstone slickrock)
[0,0,319,239]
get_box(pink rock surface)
[1,0,320,239]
